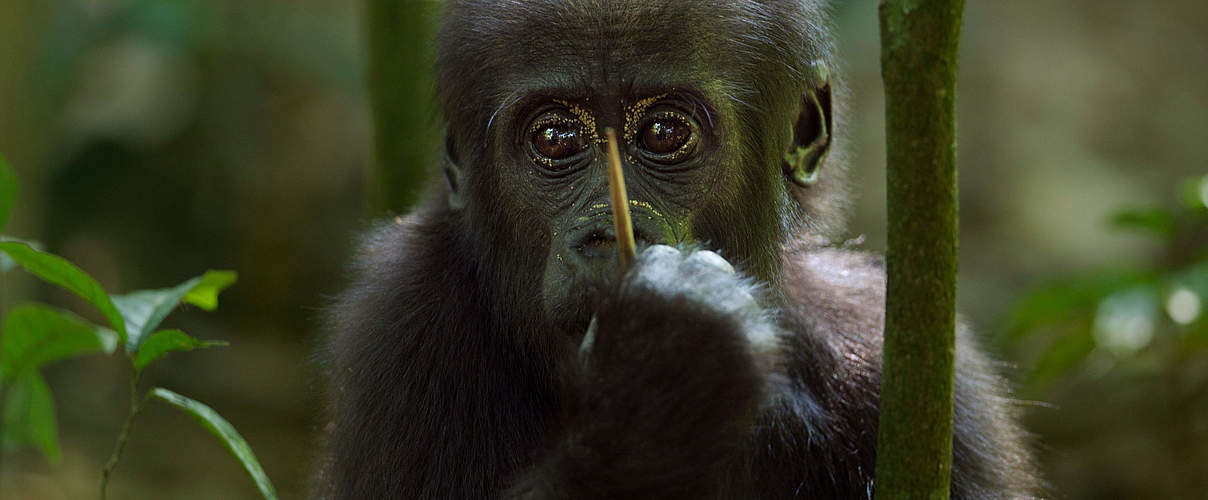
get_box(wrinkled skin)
[315,1,1042,498]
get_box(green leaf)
[111,276,202,352]
[1026,319,1096,391]
[0,238,40,274]
[1179,175,1208,211]
[1003,270,1153,339]
[181,270,238,311]
[1109,207,1176,239]
[0,153,14,230]
[1,304,117,381]
[133,330,227,371]
[1,373,61,462]
[150,388,278,500]
[1168,261,1208,298]
[112,270,237,353]
[0,241,126,342]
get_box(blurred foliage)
[365,0,440,214]
[1005,177,1203,388]
[0,155,14,230]
[1001,175,1208,497]
[1005,175,1208,388]
[1,0,358,496]
[0,164,275,498]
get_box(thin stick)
[100,370,146,500]
[604,128,637,270]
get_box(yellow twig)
[604,128,636,270]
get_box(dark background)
[1,0,1205,498]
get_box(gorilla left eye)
[531,124,589,163]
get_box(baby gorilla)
[315,0,1041,498]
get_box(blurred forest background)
[1,0,1205,498]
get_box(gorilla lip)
[605,127,637,271]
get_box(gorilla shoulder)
[782,241,887,338]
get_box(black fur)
[316,1,1040,498]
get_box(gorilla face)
[435,1,835,331]
[521,92,723,323]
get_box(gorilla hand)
[522,246,782,498]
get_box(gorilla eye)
[531,124,589,162]
[637,113,698,163]
[641,120,690,154]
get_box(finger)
[684,250,735,275]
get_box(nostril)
[574,229,615,258]
[632,232,653,248]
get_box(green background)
[1,0,1205,498]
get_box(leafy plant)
[1003,174,1208,390]
[0,155,277,499]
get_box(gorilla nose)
[573,228,620,259]
[571,226,653,260]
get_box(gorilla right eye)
[640,118,692,155]
[530,123,588,164]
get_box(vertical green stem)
[0,382,8,478]
[99,371,145,500]
[364,0,441,215]
[874,0,965,499]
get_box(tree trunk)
[364,0,440,215]
[874,0,965,498]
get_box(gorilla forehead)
[436,0,832,136]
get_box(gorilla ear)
[441,132,467,210]
[783,62,833,187]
